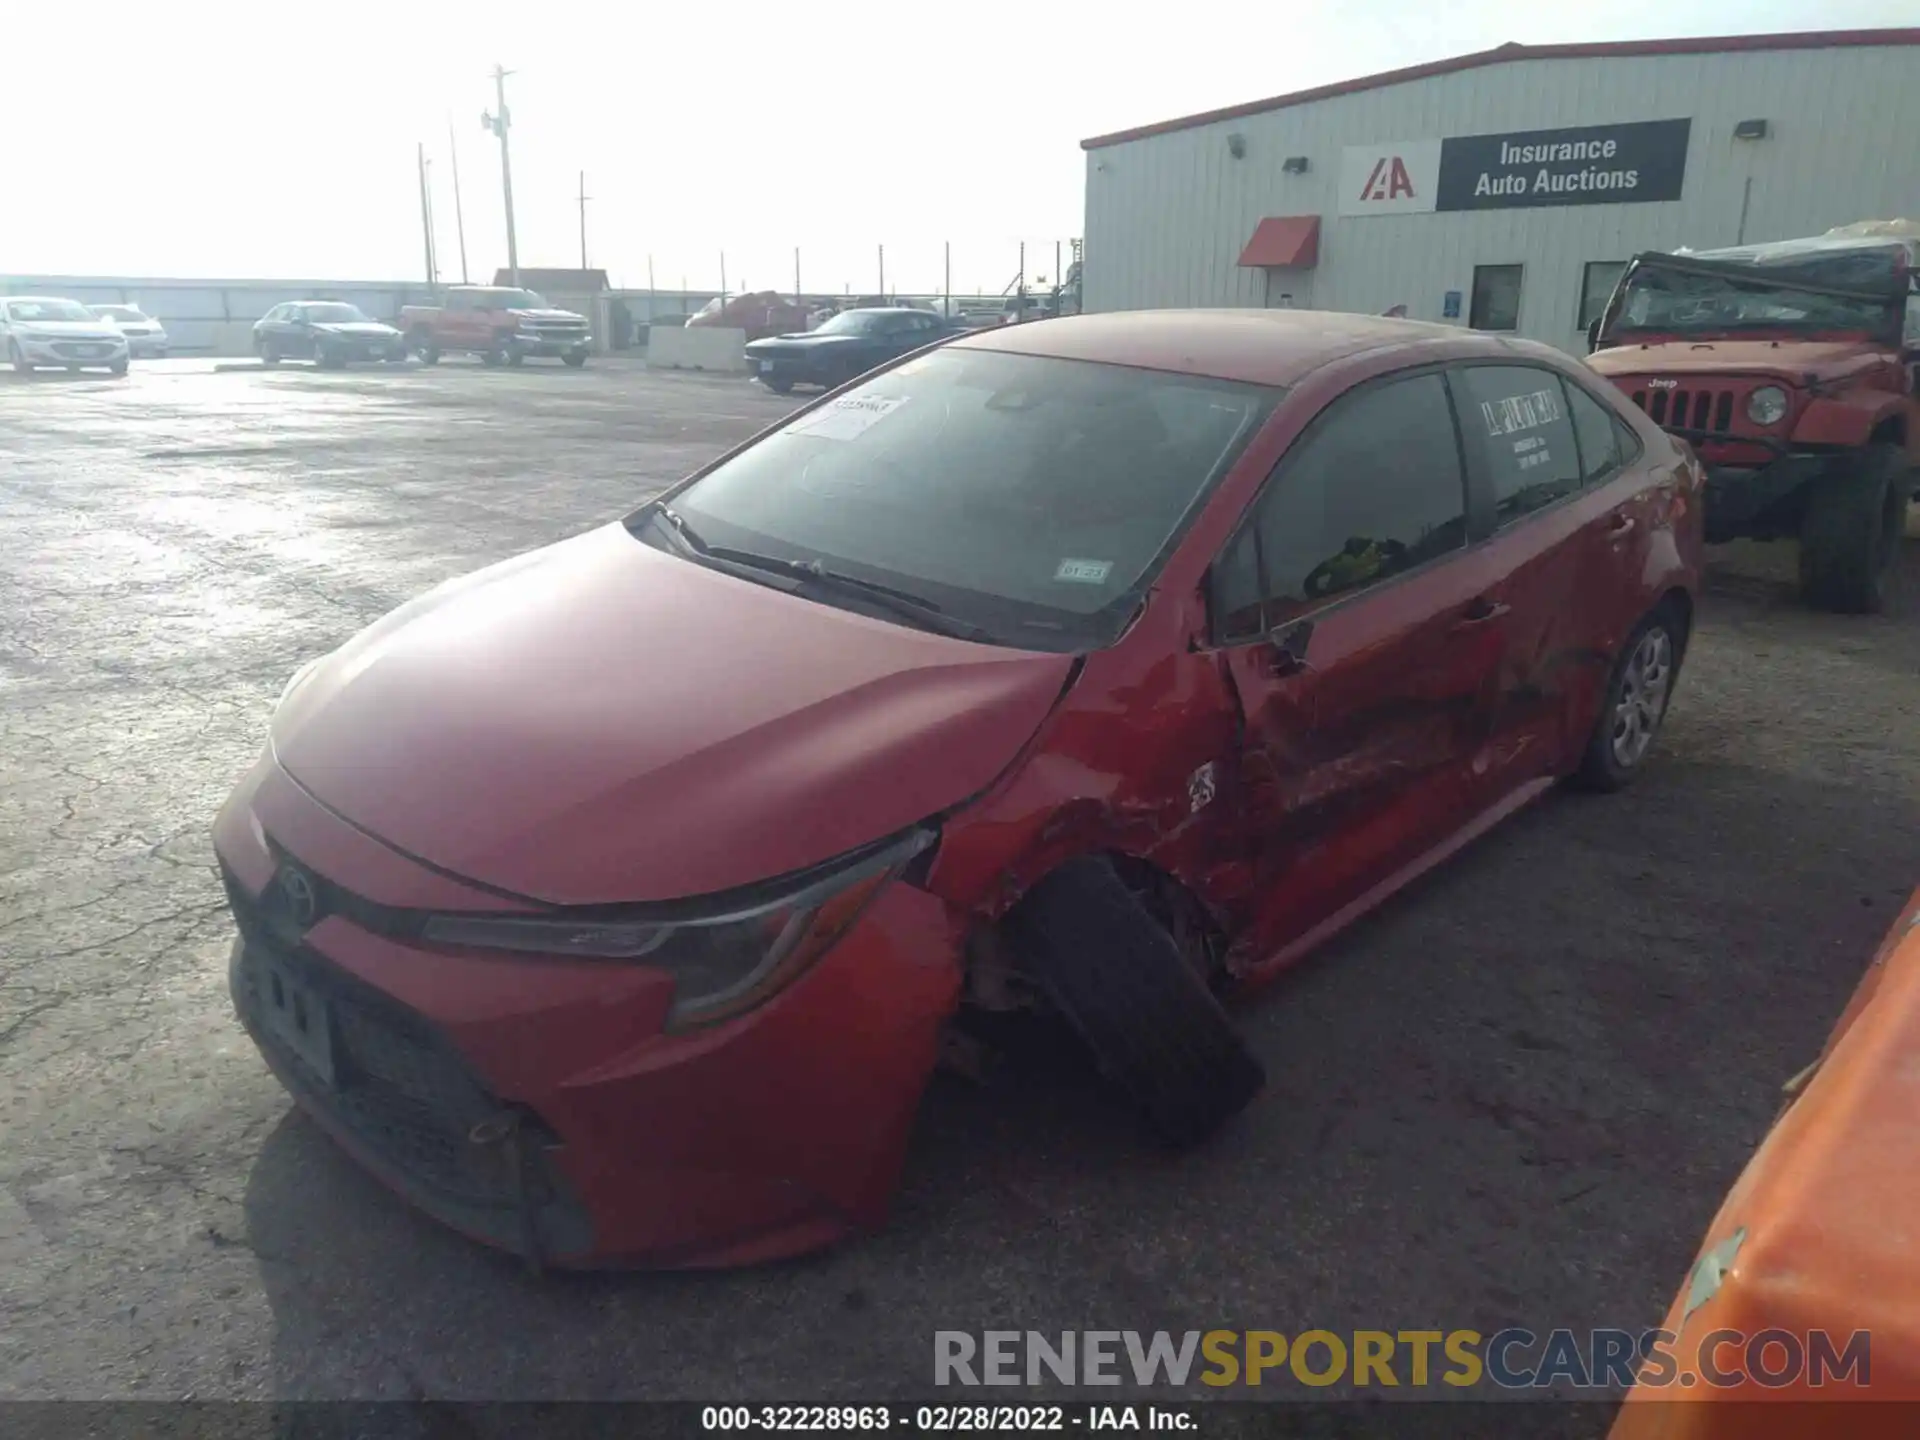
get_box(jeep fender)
[1795,391,1909,450]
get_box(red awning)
[1237,215,1320,269]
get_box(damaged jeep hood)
[270,523,1073,904]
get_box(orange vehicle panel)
[1610,883,1920,1437]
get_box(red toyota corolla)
[216,310,1703,1269]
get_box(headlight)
[420,826,935,1027]
[1746,386,1789,426]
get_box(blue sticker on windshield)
[1055,559,1113,584]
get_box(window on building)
[1453,365,1584,525]
[1579,262,1627,329]
[1212,372,1468,639]
[1469,265,1524,332]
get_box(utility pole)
[446,119,470,283]
[577,171,590,271]
[878,243,885,299]
[482,65,519,287]
[794,247,801,304]
[719,251,727,303]
[416,143,437,285]
[943,241,950,318]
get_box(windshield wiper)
[644,504,999,644]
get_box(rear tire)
[1799,444,1905,614]
[762,374,793,394]
[1573,605,1685,792]
[1000,855,1265,1147]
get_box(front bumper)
[514,333,591,357]
[213,751,965,1269]
[1701,454,1831,543]
[320,336,407,362]
[16,338,127,367]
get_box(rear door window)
[1212,370,1470,639]
[1564,378,1627,482]
[1454,365,1584,527]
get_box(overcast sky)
[5,0,1911,296]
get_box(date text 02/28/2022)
[700,1406,1192,1431]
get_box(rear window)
[659,348,1281,649]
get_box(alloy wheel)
[1610,626,1673,769]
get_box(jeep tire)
[1799,443,1906,614]
[1000,855,1265,1147]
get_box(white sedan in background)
[1,297,130,375]
[90,303,169,358]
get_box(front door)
[1208,369,1508,975]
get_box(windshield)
[306,303,371,323]
[1610,263,1898,340]
[814,311,891,336]
[8,299,94,323]
[93,306,145,322]
[651,348,1280,649]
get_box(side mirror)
[1267,619,1315,677]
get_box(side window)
[1211,372,1468,640]
[1564,379,1626,482]
[1455,365,1583,525]
[288,306,305,324]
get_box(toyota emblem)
[278,865,320,927]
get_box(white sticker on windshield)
[1055,558,1113,584]
[786,394,908,440]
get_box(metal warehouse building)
[1080,28,1920,353]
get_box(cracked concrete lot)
[2,357,1919,1408]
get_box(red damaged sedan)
[215,310,1703,1268]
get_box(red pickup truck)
[399,286,593,367]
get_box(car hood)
[509,308,585,322]
[270,522,1073,904]
[1588,339,1886,382]
[15,319,123,340]
[315,321,400,338]
[746,332,862,350]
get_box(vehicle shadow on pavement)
[237,748,1920,1402]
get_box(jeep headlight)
[1746,386,1789,426]
[420,826,934,1027]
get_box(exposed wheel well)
[1655,587,1694,670]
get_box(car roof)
[952,308,1516,387]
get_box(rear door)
[1208,368,1508,967]
[1447,362,1605,787]
[1447,363,1668,782]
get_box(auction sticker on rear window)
[1054,558,1113,584]
[786,394,908,441]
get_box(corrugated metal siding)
[1083,46,1920,350]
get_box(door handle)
[1608,514,1637,538]
[1452,596,1510,630]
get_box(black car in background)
[744,307,958,393]
[253,302,406,368]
